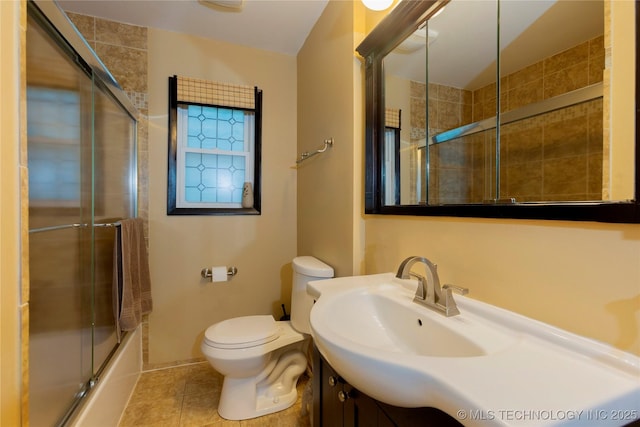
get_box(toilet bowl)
[200,256,334,420]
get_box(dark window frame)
[167,76,263,216]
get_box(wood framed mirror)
[357,0,639,223]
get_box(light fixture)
[199,0,244,12]
[395,27,438,54]
[361,0,394,12]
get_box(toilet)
[200,256,334,420]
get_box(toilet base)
[218,376,299,420]
[217,349,307,420]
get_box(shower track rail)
[29,221,122,234]
[430,82,603,145]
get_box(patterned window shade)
[176,75,255,110]
[385,108,401,129]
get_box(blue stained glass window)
[183,153,245,203]
[185,105,245,151]
[181,105,249,205]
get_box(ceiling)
[385,0,604,90]
[57,0,330,56]
[58,0,604,89]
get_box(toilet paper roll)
[211,266,228,282]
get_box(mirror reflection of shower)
[384,0,607,206]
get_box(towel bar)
[30,221,122,233]
[296,138,333,163]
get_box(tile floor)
[118,362,312,427]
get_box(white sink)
[308,273,640,426]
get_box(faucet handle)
[441,284,468,317]
[409,272,428,300]
[442,284,468,295]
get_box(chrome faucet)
[395,256,469,317]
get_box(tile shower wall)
[413,35,605,203]
[66,12,151,366]
[497,36,604,201]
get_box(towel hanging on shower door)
[113,218,153,342]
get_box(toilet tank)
[290,256,334,334]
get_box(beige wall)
[297,0,366,276]
[146,28,298,366]
[364,217,640,355]
[1,0,25,425]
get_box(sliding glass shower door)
[27,4,137,426]
[92,80,138,372]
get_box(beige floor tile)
[184,364,223,397]
[179,391,222,426]
[199,421,241,427]
[119,364,312,427]
[129,368,188,404]
[119,396,183,427]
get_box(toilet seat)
[204,315,279,349]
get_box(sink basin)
[319,283,515,358]
[308,273,640,426]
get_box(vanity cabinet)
[313,346,462,427]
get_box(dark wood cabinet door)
[313,346,462,427]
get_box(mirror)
[358,0,639,222]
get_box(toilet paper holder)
[201,266,238,280]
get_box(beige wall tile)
[425,82,436,100]
[472,101,483,122]
[543,115,588,159]
[504,161,543,200]
[543,63,590,99]
[508,62,543,89]
[437,85,461,103]
[587,153,603,196]
[502,121,543,164]
[543,41,589,75]
[96,18,147,49]
[543,156,588,197]
[589,35,605,57]
[411,96,427,129]
[589,53,605,84]
[427,98,437,130]
[436,100,461,130]
[481,97,497,120]
[461,89,473,105]
[66,12,95,42]
[462,103,473,124]
[508,79,542,110]
[95,43,147,92]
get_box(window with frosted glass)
[168,76,262,215]
[27,87,82,207]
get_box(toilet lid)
[204,315,279,349]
